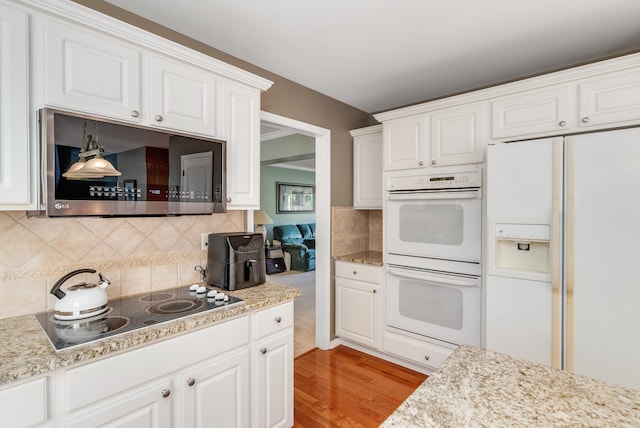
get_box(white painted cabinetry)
[0,375,53,428]
[335,261,383,349]
[0,2,35,209]
[220,78,262,209]
[383,114,428,171]
[431,102,487,166]
[252,301,294,428]
[351,125,383,209]
[383,330,455,371]
[577,66,640,128]
[42,16,143,123]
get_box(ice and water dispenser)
[207,232,266,291]
[491,223,551,280]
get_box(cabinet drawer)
[63,316,249,412]
[254,301,293,340]
[335,261,382,284]
[384,331,455,370]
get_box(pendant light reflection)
[62,120,122,179]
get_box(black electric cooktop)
[35,286,243,351]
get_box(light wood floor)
[293,345,428,427]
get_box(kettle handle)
[50,268,97,300]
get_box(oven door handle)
[387,267,480,288]
[387,190,481,201]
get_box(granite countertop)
[0,281,300,387]
[382,345,640,427]
[334,250,383,266]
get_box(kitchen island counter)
[0,281,300,386]
[382,345,640,427]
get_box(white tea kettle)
[50,268,110,320]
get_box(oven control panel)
[387,171,482,191]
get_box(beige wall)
[72,0,375,206]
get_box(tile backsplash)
[331,207,382,257]
[0,211,245,319]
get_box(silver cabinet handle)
[187,378,196,387]
[161,389,171,398]
[260,347,267,354]
[431,160,436,166]
[582,117,590,123]
[275,316,282,323]
[424,355,430,361]
[558,120,566,126]
[155,114,163,122]
[131,110,139,118]
[418,161,424,166]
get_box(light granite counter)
[0,281,300,387]
[382,345,640,427]
[334,250,383,266]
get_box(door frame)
[259,111,331,350]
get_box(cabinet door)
[0,376,51,428]
[578,67,640,128]
[335,277,381,348]
[431,103,486,167]
[148,55,217,136]
[383,115,428,171]
[180,348,250,428]
[220,78,261,209]
[352,126,383,209]
[65,378,172,428]
[254,330,294,428]
[491,85,573,139]
[0,3,33,208]
[42,17,142,121]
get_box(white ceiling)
[104,0,640,113]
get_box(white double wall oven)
[384,168,483,347]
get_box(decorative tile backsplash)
[0,211,246,319]
[331,207,382,257]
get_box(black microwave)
[41,109,226,217]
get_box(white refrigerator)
[485,127,640,391]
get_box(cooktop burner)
[35,286,243,351]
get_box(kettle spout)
[97,272,111,290]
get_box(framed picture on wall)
[276,182,315,213]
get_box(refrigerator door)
[566,129,640,390]
[485,139,560,366]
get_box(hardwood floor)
[293,345,428,427]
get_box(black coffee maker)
[207,232,266,290]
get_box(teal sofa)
[272,223,316,271]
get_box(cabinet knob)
[424,355,430,361]
[155,114,164,122]
[260,347,267,354]
[275,316,282,323]
[226,197,232,203]
[161,389,171,398]
[582,116,590,123]
[418,161,425,166]
[373,289,377,294]
[558,120,566,126]
[131,110,139,118]
[431,160,436,166]
[352,270,357,275]
[187,378,196,387]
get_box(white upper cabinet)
[491,85,574,139]
[383,114,428,171]
[219,78,261,209]
[148,54,217,136]
[578,66,640,128]
[0,2,35,209]
[431,102,486,166]
[351,125,383,209]
[42,16,142,122]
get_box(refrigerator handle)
[551,137,564,370]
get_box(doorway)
[260,111,331,351]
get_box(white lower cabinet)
[335,261,382,349]
[252,302,294,428]
[0,375,53,428]
[383,330,455,372]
